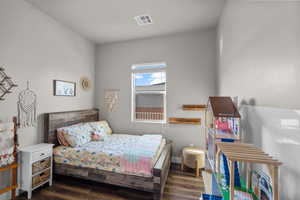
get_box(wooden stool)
[181,147,205,177]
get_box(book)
[251,170,273,200]
[234,190,253,200]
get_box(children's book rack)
[203,96,282,200]
[0,117,18,200]
[216,142,282,200]
[205,96,241,171]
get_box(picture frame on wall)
[53,80,76,97]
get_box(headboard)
[44,109,99,145]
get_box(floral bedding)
[54,134,165,177]
[57,121,113,147]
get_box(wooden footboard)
[54,163,155,192]
[153,142,172,200]
[53,142,172,200]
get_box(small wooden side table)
[181,147,205,177]
[19,143,54,199]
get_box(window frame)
[131,64,167,124]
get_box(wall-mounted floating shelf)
[168,117,201,125]
[182,104,207,111]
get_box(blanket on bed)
[54,134,164,177]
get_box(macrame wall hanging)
[104,89,120,112]
[17,81,37,128]
[0,67,18,101]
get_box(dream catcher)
[17,81,37,128]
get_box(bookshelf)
[202,97,282,200]
[205,96,241,171]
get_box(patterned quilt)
[54,134,165,177]
[0,122,15,167]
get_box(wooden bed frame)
[44,109,172,200]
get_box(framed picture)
[53,80,76,96]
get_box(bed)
[44,109,172,200]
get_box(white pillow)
[58,123,93,147]
[87,121,112,136]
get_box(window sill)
[132,120,167,124]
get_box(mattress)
[54,134,166,177]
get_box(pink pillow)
[91,132,103,141]
[57,130,70,146]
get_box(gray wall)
[0,0,95,197]
[95,29,217,157]
[218,1,300,199]
[218,0,300,109]
[0,0,95,146]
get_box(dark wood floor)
[17,165,204,200]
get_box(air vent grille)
[134,15,153,26]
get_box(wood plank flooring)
[17,165,204,200]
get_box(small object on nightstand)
[181,146,205,177]
[19,143,54,199]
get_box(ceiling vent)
[134,15,153,26]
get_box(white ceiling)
[26,0,225,44]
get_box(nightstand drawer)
[32,169,50,188]
[32,149,52,162]
[32,157,51,175]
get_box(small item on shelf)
[202,194,223,200]
[215,117,231,131]
[251,170,273,200]
[234,190,253,200]
[251,171,261,198]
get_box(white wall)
[0,0,95,198]
[218,0,300,109]
[218,1,300,199]
[95,29,217,157]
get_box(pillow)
[87,121,112,135]
[58,123,93,147]
[57,130,70,146]
[90,132,104,141]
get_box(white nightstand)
[19,143,54,199]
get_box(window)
[131,62,167,123]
